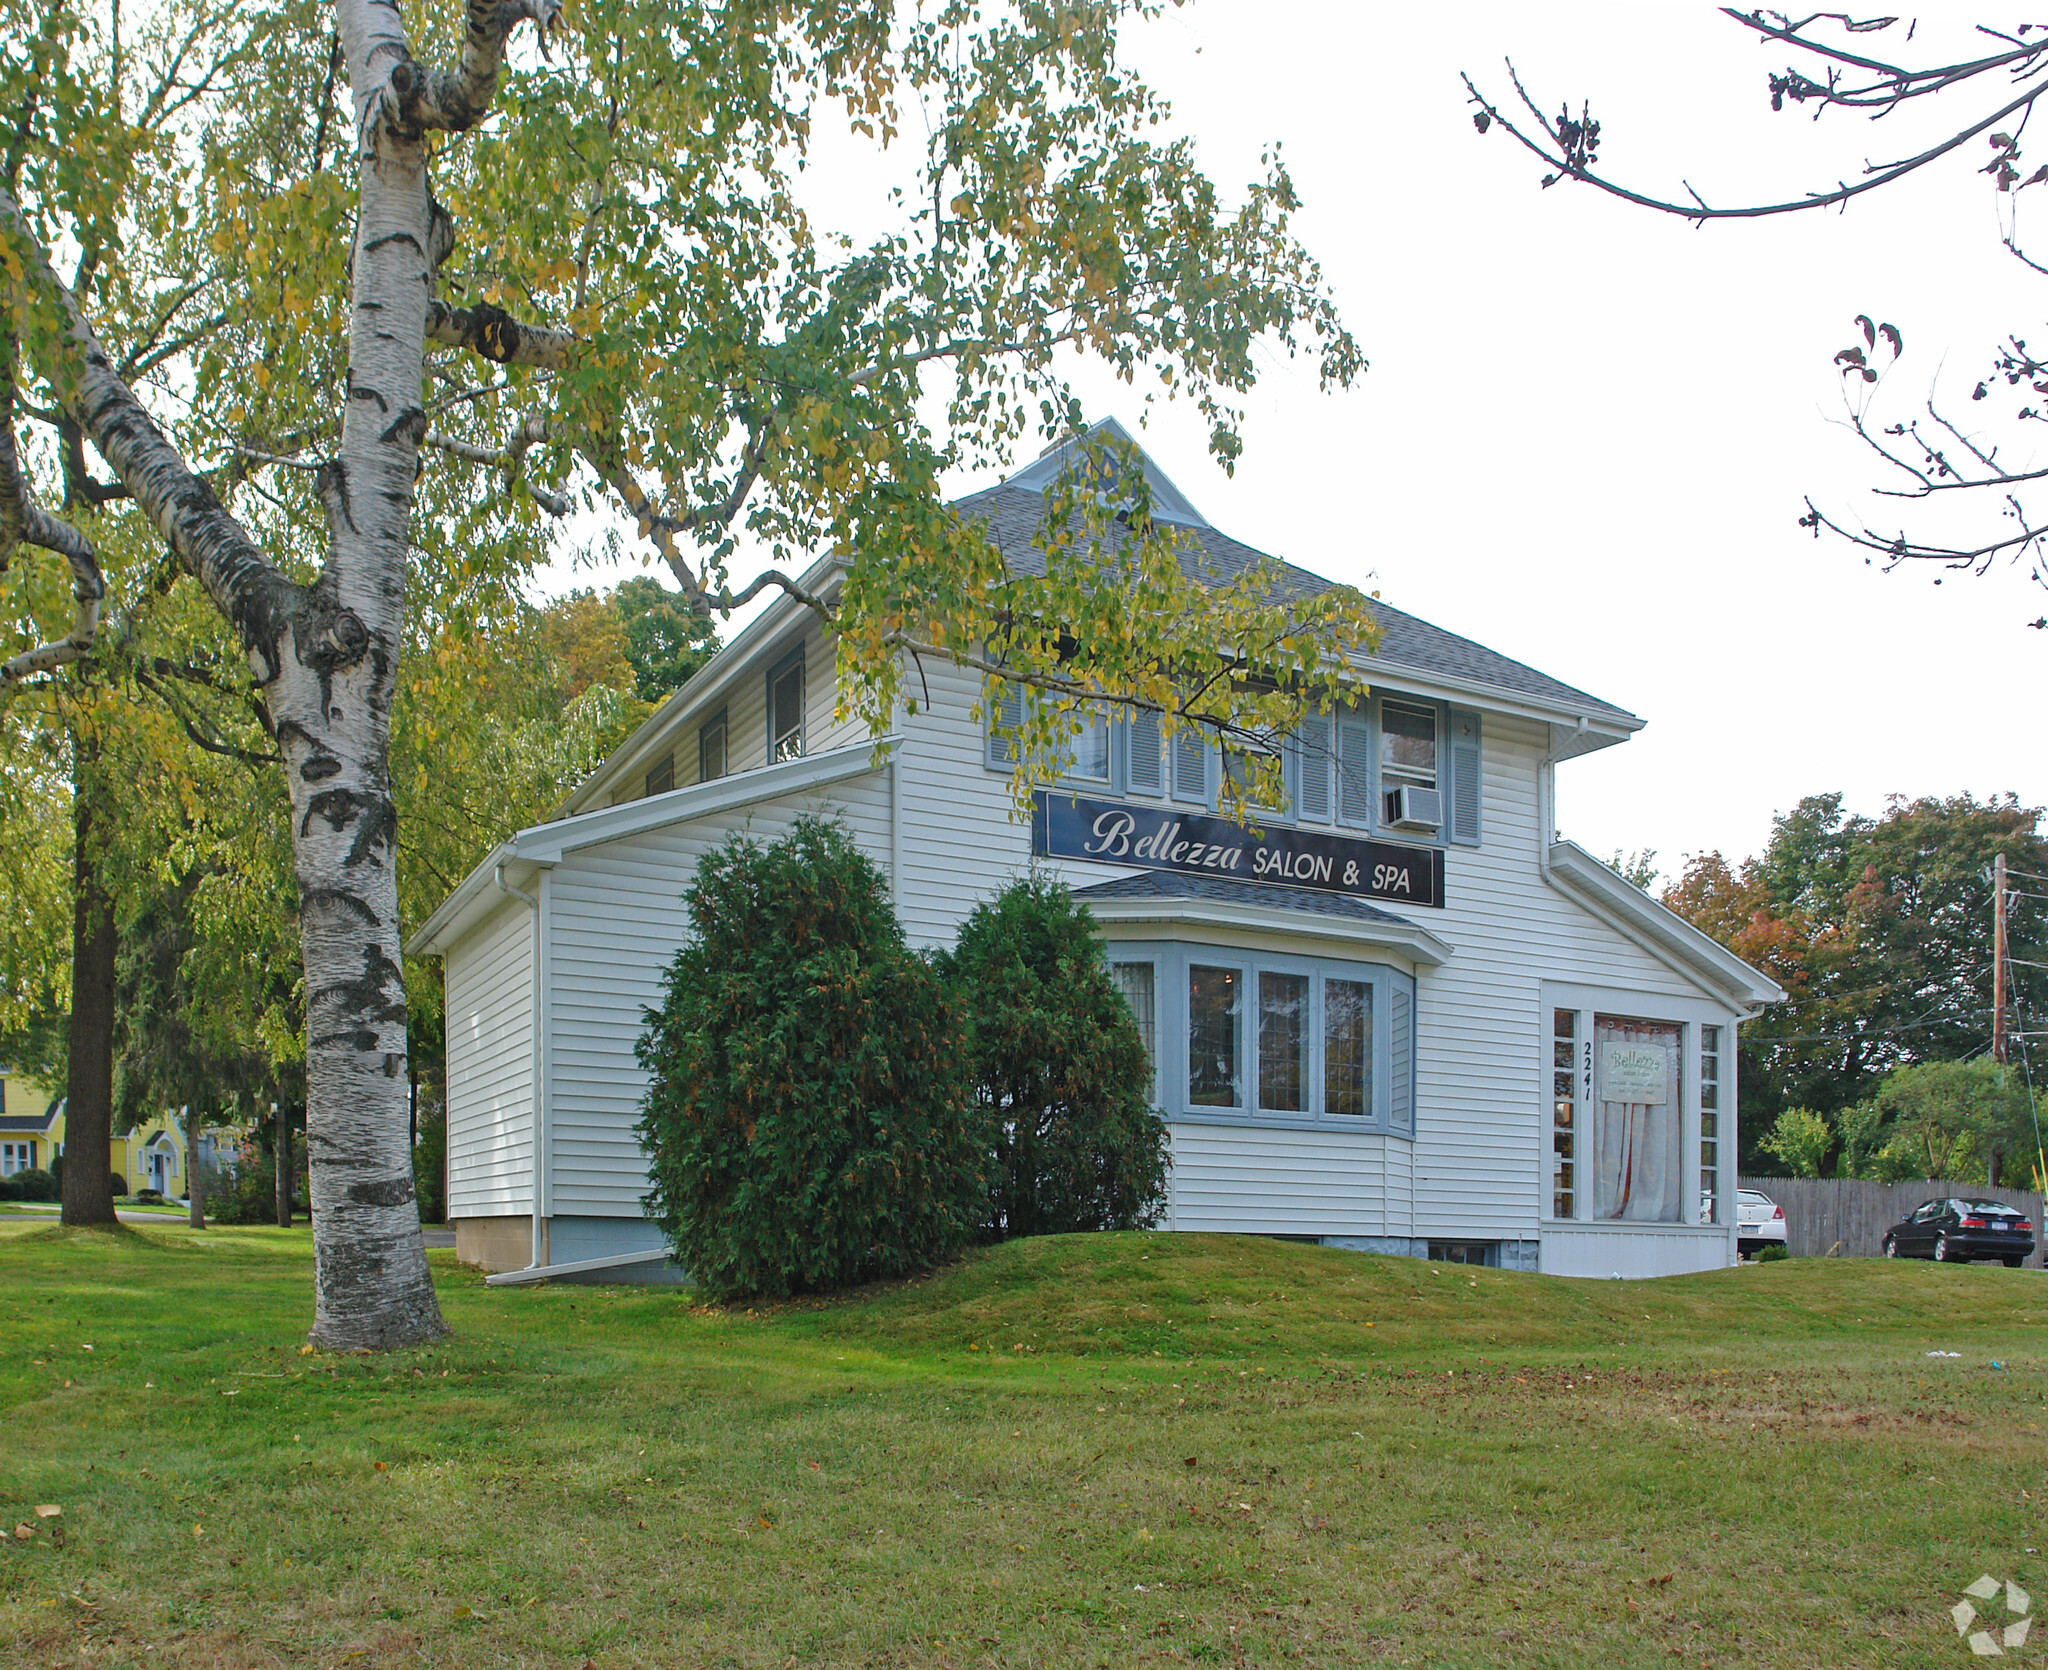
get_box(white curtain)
[1591,1017,1683,1223]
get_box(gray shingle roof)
[951,481,1636,724]
[0,1113,56,1133]
[1069,868,1417,925]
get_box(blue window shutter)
[1173,727,1208,803]
[987,679,1024,768]
[1297,714,1332,822]
[1129,708,1163,794]
[1449,708,1482,847]
[1337,715,1372,826]
[1390,987,1413,1134]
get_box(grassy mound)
[773,1229,2048,1365]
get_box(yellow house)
[0,1066,59,1178]
[0,1071,247,1197]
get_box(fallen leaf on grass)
[33,1506,60,1518]
[452,1604,471,1619]
[1646,1573,1674,1587]
[12,1524,32,1540]
[1183,1457,1198,1467]
[373,1461,387,1472]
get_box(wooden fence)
[1738,1176,2046,1268]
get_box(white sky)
[532,6,2048,880]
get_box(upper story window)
[699,709,728,782]
[1066,705,1111,781]
[768,651,804,763]
[644,753,675,797]
[1379,700,1438,828]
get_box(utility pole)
[1994,851,2009,1067]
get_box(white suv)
[1736,1188,1788,1257]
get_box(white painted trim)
[1544,840,1784,1010]
[1081,896,1453,965]
[409,739,897,956]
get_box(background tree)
[7,0,1374,1347]
[613,575,718,705]
[938,875,1168,1240]
[1662,792,2048,1171]
[1466,13,2048,626]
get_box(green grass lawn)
[4,1224,2045,1668]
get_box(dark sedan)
[1882,1197,2035,1267]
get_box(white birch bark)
[0,0,556,1350]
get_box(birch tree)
[5,0,1376,1349]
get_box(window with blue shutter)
[1296,714,1332,822]
[1337,715,1373,826]
[1128,708,1163,794]
[1448,708,1481,847]
[985,678,1025,769]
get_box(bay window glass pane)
[1258,972,1308,1112]
[1111,962,1157,1099]
[1323,978,1372,1117]
[1188,966,1241,1107]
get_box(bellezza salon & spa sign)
[1032,791,1445,910]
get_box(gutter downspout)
[495,862,548,1275]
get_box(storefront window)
[1188,965,1241,1107]
[1257,972,1308,1112]
[1324,979,1373,1117]
[1590,1014,1683,1223]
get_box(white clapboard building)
[409,421,1782,1284]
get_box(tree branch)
[423,298,574,369]
[1463,58,2048,222]
[0,351,103,692]
[421,421,569,516]
[368,0,564,140]
[0,185,325,687]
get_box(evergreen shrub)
[1,1167,58,1202]
[636,817,980,1299]
[938,874,1168,1239]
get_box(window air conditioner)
[1387,785,1443,830]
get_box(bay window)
[1107,941,1415,1135]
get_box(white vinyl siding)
[542,766,896,1218]
[443,896,534,1217]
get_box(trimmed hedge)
[939,875,1168,1239]
[636,818,981,1299]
